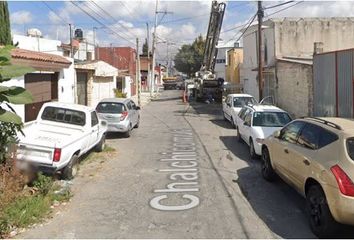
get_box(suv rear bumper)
[326,185,354,225]
[107,120,130,133]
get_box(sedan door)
[240,111,252,144]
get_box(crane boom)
[202,1,226,73]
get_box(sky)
[8,1,354,63]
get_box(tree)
[142,38,148,56]
[174,35,205,77]
[0,1,11,45]
[0,2,34,163]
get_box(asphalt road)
[20,90,325,238]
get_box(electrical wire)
[223,13,257,45]
[89,1,138,39]
[70,1,135,46]
[264,1,294,10]
[42,1,68,24]
[265,1,304,18]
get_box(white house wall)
[13,34,63,56]
[124,76,132,98]
[58,58,75,104]
[92,77,116,107]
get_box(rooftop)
[11,48,71,65]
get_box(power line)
[264,1,294,10]
[70,1,135,46]
[42,1,68,24]
[265,1,304,18]
[89,1,138,39]
[235,13,257,43]
[223,13,257,45]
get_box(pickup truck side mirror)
[273,130,281,138]
[136,106,141,110]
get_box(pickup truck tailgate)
[17,144,54,165]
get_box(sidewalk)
[131,91,160,107]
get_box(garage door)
[25,73,58,122]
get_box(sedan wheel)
[261,148,276,181]
[249,140,257,159]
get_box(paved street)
[20,90,318,238]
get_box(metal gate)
[313,49,354,117]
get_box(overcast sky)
[8,1,354,63]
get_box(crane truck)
[194,1,226,102]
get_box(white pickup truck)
[17,102,107,179]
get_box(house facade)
[214,45,232,80]
[241,17,354,117]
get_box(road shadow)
[105,132,127,139]
[220,135,354,238]
[210,119,235,129]
[151,96,182,102]
[188,101,222,116]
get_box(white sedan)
[222,94,257,128]
[237,104,292,158]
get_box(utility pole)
[136,38,141,106]
[69,24,73,58]
[151,0,159,97]
[146,22,151,93]
[257,1,264,100]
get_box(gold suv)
[261,117,354,238]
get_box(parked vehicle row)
[17,98,141,180]
[223,93,354,238]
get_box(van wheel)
[261,147,276,181]
[95,135,106,152]
[306,185,339,238]
[62,155,79,180]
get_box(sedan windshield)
[96,102,125,114]
[252,112,292,127]
[233,97,257,107]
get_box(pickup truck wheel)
[95,135,106,152]
[62,155,79,180]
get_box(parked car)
[96,98,140,137]
[222,94,257,128]
[17,102,107,179]
[236,104,292,158]
[261,117,354,237]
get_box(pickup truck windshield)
[253,112,292,127]
[41,107,86,126]
[96,102,126,114]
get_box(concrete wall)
[276,61,313,118]
[273,18,354,58]
[74,40,95,61]
[13,34,63,56]
[241,30,259,100]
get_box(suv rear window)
[96,102,126,114]
[346,138,354,160]
[252,112,292,127]
[41,107,86,126]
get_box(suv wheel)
[261,147,276,181]
[306,185,339,238]
[249,139,257,159]
[124,124,132,138]
[135,116,140,128]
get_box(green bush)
[33,173,53,195]
[113,89,127,98]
